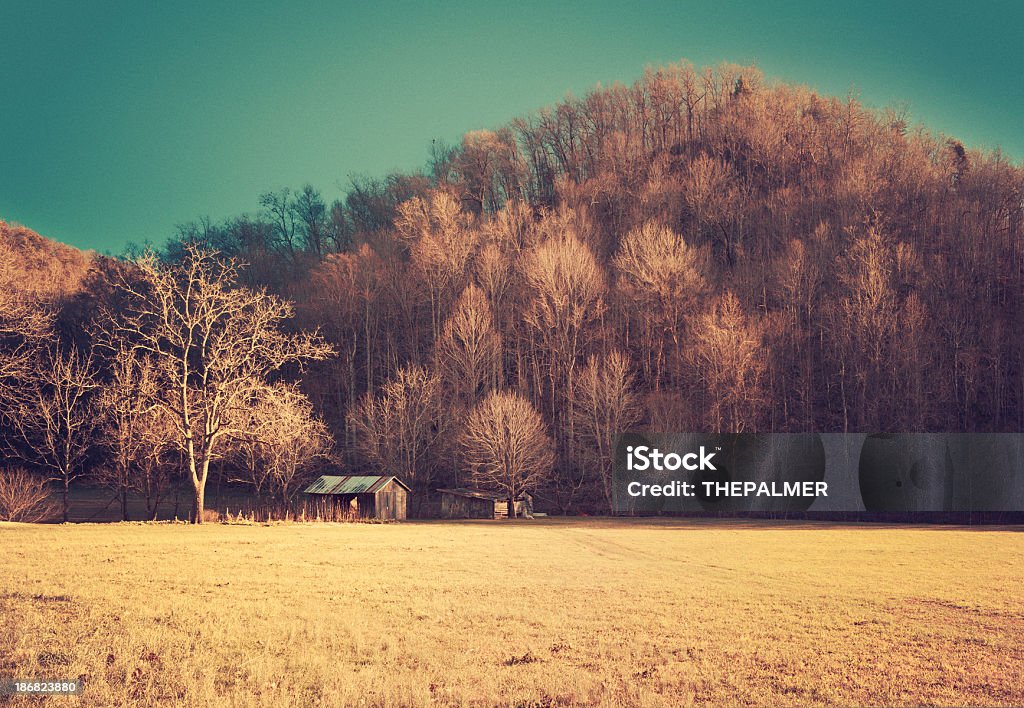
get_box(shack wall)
[440,493,495,519]
[374,485,407,520]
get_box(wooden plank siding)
[375,487,407,520]
[437,489,532,519]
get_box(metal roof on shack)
[303,475,411,495]
[436,488,530,502]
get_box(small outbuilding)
[437,488,533,519]
[303,475,410,521]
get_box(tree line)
[1,60,1022,519]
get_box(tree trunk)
[508,496,517,519]
[192,447,214,524]
[62,477,69,523]
[192,482,205,524]
[121,486,130,522]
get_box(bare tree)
[453,128,523,214]
[0,287,51,395]
[523,229,606,393]
[7,344,98,522]
[691,291,767,433]
[833,224,900,430]
[305,244,385,407]
[347,365,442,513]
[129,414,178,521]
[259,188,300,261]
[460,391,554,517]
[98,245,333,523]
[435,283,502,406]
[522,226,606,509]
[474,199,535,345]
[234,383,334,510]
[397,190,478,342]
[613,222,707,389]
[95,350,174,521]
[291,184,330,258]
[682,154,740,264]
[0,467,55,523]
[572,351,642,512]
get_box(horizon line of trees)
[2,60,1022,519]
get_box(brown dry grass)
[0,518,1021,706]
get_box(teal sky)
[1,1,1021,254]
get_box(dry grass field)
[0,518,1021,707]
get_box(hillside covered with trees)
[2,61,1022,518]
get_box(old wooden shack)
[303,475,409,521]
[437,488,533,519]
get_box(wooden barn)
[303,475,409,521]
[437,488,533,519]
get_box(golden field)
[0,518,1021,707]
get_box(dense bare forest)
[2,61,1022,517]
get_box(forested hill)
[6,61,1024,513]
[0,220,93,299]
[279,63,1021,440]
